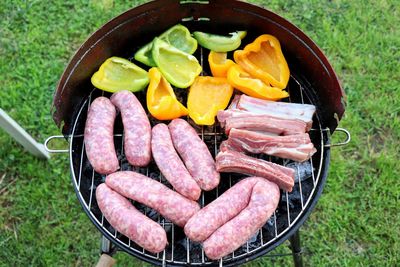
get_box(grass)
[0,0,399,266]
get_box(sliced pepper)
[91,57,149,92]
[146,67,188,120]
[234,34,290,89]
[227,64,289,100]
[208,51,235,77]
[193,31,247,52]
[134,24,198,67]
[152,38,202,88]
[187,76,233,125]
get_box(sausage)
[84,97,119,174]
[110,90,151,167]
[168,119,220,191]
[106,171,200,227]
[184,178,256,242]
[203,178,280,260]
[96,183,167,253]
[151,124,201,201]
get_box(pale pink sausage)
[110,90,151,167]
[106,171,200,227]
[168,119,220,191]
[151,124,201,201]
[96,183,167,253]
[84,97,119,174]
[203,178,280,260]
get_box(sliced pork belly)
[216,150,295,192]
[237,95,315,130]
[225,128,316,162]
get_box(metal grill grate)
[68,47,328,266]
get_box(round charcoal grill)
[45,1,350,266]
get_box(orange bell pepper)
[187,76,233,125]
[146,67,188,120]
[208,51,235,77]
[234,34,290,89]
[227,64,289,100]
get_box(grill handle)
[44,135,69,153]
[324,128,351,148]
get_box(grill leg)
[289,230,303,267]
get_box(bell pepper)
[152,38,202,88]
[134,24,198,67]
[208,51,235,77]
[193,31,247,52]
[146,67,188,120]
[91,57,149,92]
[227,64,289,100]
[187,76,233,125]
[234,34,290,89]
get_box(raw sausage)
[84,97,119,174]
[110,90,151,167]
[96,183,167,253]
[151,123,201,201]
[106,171,200,227]
[168,119,220,191]
[203,178,280,260]
[184,178,256,242]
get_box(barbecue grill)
[44,1,350,266]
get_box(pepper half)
[152,38,202,88]
[134,24,198,67]
[193,31,247,52]
[208,51,235,77]
[234,34,290,89]
[227,64,289,100]
[146,67,188,120]
[91,57,149,93]
[187,76,233,125]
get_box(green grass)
[0,0,399,266]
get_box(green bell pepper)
[193,31,247,52]
[134,24,198,67]
[151,38,202,88]
[91,57,149,92]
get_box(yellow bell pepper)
[227,64,289,101]
[234,34,290,89]
[146,67,188,120]
[208,51,235,77]
[187,76,233,125]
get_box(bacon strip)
[216,150,295,192]
[225,128,316,162]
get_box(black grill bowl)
[52,1,346,266]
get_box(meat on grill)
[201,177,280,260]
[168,119,220,191]
[84,97,119,174]
[151,123,201,201]
[216,150,295,192]
[217,109,307,135]
[223,128,316,162]
[237,94,315,130]
[110,90,151,167]
[96,183,167,253]
[106,171,200,227]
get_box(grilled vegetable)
[208,51,235,77]
[146,67,188,120]
[227,64,289,100]
[193,31,246,52]
[91,57,149,92]
[134,24,198,67]
[187,76,233,125]
[234,34,290,89]
[151,38,202,88]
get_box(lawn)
[0,0,399,266]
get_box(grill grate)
[68,47,328,266]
